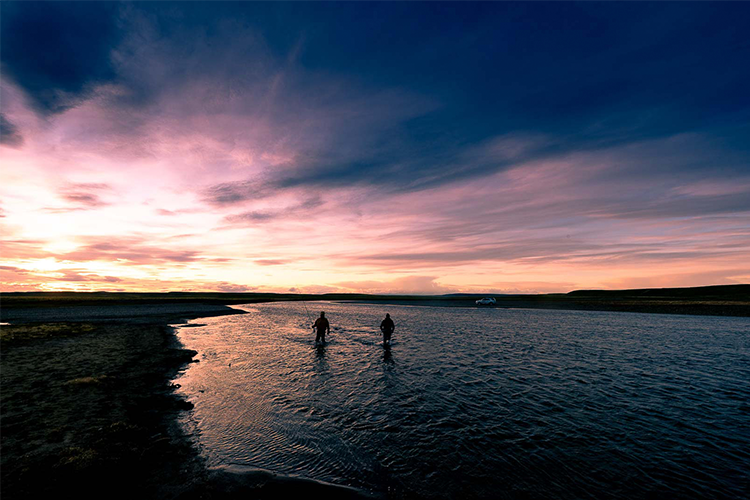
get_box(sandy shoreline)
[0,303,377,499]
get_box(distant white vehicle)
[475,297,496,305]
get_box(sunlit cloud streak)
[53,270,124,283]
[335,276,452,295]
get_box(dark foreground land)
[3,283,750,316]
[1,285,748,499]
[0,305,376,500]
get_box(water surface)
[175,302,750,499]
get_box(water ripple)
[175,303,750,499]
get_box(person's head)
[320,311,325,317]
[385,313,390,318]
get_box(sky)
[1,2,749,294]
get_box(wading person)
[313,311,330,343]
[380,313,395,344]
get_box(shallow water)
[175,302,750,499]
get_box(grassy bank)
[0,320,205,499]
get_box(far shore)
[2,284,749,318]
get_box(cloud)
[345,242,583,267]
[335,276,453,294]
[44,183,113,212]
[0,264,43,291]
[223,196,324,223]
[62,193,106,208]
[295,285,340,294]
[15,6,439,198]
[1,266,124,292]
[254,259,289,266]
[57,236,209,265]
[9,3,748,210]
[0,239,50,260]
[225,210,276,223]
[215,282,256,292]
[203,180,269,207]
[54,270,123,283]
[0,265,30,274]
[0,114,24,147]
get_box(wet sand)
[0,304,376,500]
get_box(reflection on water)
[382,345,394,365]
[175,302,750,499]
[314,343,329,372]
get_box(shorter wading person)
[313,311,330,343]
[380,313,395,345]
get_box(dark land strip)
[3,284,749,317]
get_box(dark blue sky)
[4,2,750,156]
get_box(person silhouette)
[313,311,330,343]
[380,313,395,344]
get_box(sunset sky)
[2,2,749,294]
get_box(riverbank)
[0,304,376,499]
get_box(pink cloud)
[254,259,289,266]
[54,270,124,283]
[335,276,453,294]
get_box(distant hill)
[567,284,750,299]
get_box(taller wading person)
[313,311,330,343]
